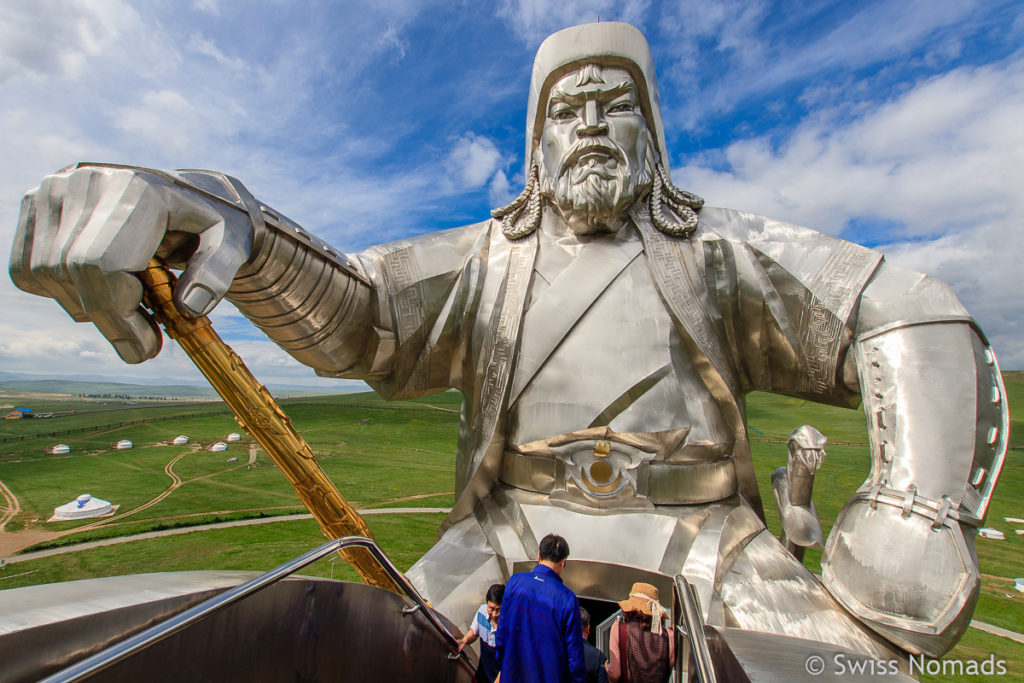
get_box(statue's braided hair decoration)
[649,163,703,237]
[494,161,704,239]
[493,164,542,240]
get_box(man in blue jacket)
[495,534,585,683]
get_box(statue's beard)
[539,137,653,234]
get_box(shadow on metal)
[0,537,474,683]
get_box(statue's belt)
[500,440,737,505]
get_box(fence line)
[749,437,869,447]
[750,438,1023,452]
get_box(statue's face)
[538,65,654,235]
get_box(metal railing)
[674,574,717,683]
[40,536,472,683]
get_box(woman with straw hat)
[607,583,674,683]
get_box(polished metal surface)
[25,537,469,683]
[3,574,472,683]
[410,486,901,663]
[773,425,828,559]
[822,492,980,657]
[675,575,717,683]
[9,20,1006,664]
[819,318,1003,656]
[0,570,254,637]
[719,627,917,682]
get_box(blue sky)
[1,0,1022,389]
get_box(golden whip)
[138,259,400,593]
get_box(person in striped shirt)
[458,583,505,683]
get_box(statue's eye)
[608,102,634,114]
[550,108,576,121]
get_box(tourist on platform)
[607,583,674,683]
[495,533,585,683]
[458,583,505,683]
[580,607,608,683]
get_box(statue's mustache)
[558,138,628,180]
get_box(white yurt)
[226,433,241,442]
[113,440,133,450]
[48,444,71,455]
[172,435,189,445]
[210,442,228,452]
[979,528,1006,540]
[53,494,113,520]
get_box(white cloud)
[447,134,504,189]
[0,326,102,361]
[376,24,409,62]
[489,170,514,208]
[498,0,650,46]
[192,0,220,16]
[658,0,768,75]
[676,59,1024,233]
[0,0,141,83]
[185,33,249,71]
[657,0,990,129]
[673,57,1024,367]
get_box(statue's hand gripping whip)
[138,258,401,593]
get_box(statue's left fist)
[821,493,979,657]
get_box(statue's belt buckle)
[548,439,652,498]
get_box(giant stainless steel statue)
[9,22,1008,663]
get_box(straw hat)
[618,582,668,634]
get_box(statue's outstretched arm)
[224,204,379,377]
[821,261,1008,657]
[10,163,375,374]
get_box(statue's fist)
[9,164,254,363]
[821,494,979,657]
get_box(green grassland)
[0,392,461,540]
[1,375,1021,681]
[0,514,445,588]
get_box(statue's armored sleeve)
[698,207,1006,656]
[819,262,1007,657]
[224,202,488,396]
[225,211,378,377]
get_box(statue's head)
[787,424,828,473]
[536,64,657,235]
[493,22,703,239]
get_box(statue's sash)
[448,226,538,525]
[630,204,765,519]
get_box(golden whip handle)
[138,259,401,593]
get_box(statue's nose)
[577,100,609,137]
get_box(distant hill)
[6,370,1014,402]
[0,378,360,399]
[0,379,217,399]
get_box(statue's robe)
[338,203,898,656]
[345,202,882,511]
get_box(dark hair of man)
[486,583,505,604]
[580,606,591,630]
[538,533,570,563]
